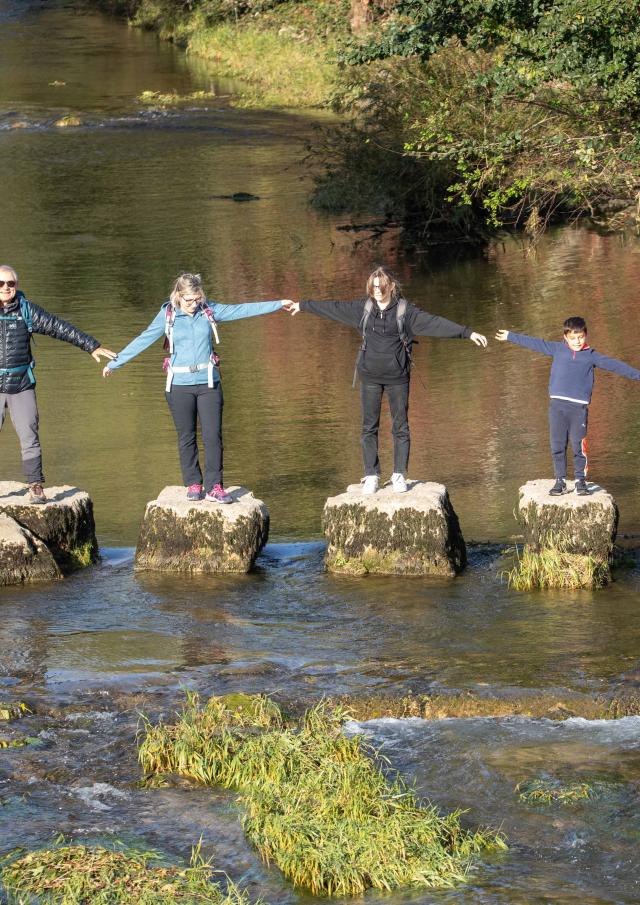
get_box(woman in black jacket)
[0,265,115,502]
[285,266,486,494]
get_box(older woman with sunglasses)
[0,264,115,503]
[104,272,290,504]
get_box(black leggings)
[360,381,410,477]
[165,383,223,489]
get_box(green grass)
[138,693,506,896]
[137,89,216,106]
[501,538,610,590]
[0,840,259,904]
[515,779,597,805]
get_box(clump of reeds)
[138,694,506,897]
[515,779,597,805]
[137,90,215,106]
[0,840,257,904]
[502,534,610,590]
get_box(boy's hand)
[469,332,488,347]
[92,346,117,362]
[283,301,300,315]
[495,330,509,342]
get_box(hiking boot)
[206,484,232,504]
[575,478,591,496]
[549,478,567,496]
[186,483,203,501]
[361,475,379,495]
[390,472,408,493]
[28,482,47,504]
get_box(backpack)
[352,297,411,387]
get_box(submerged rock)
[135,486,269,573]
[0,482,98,584]
[322,481,466,576]
[518,480,618,560]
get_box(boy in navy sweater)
[496,317,640,495]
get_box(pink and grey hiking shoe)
[186,483,203,501]
[206,484,232,504]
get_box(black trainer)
[549,478,567,496]
[575,478,590,496]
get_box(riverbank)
[97,0,346,108]
[93,0,640,245]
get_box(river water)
[1,2,640,903]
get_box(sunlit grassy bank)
[0,841,258,905]
[138,693,505,896]
[101,0,344,108]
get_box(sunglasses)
[0,280,16,288]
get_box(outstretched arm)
[592,351,640,381]
[409,305,487,346]
[29,301,115,360]
[103,307,166,377]
[495,329,558,356]
[288,299,364,329]
[210,300,290,321]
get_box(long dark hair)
[366,266,402,305]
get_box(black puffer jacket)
[0,292,100,394]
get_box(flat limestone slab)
[0,482,98,583]
[322,481,466,576]
[135,486,269,573]
[518,479,618,559]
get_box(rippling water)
[1,2,640,903]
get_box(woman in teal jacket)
[105,272,289,503]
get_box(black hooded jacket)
[300,297,471,385]
[0,292,100,394]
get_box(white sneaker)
[361,475,379,495]
[390,473,408,493]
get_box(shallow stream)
[1,2,640,902]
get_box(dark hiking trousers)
[0,388,43,483]
[360,381,410,477]
[166,383,223,490]
[549,398,588,479]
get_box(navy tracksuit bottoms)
[549,398,588,479]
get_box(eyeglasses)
[0,280,16,288]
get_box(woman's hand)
[283,301,300,315]
[102,365,114,378]
[92,346,117,362]
[494,329,509,342]
[469,332,488,347]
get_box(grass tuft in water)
[0,839,259,904]
[515,779,597,805]
[138,693,506,896]
[502,535,609,590]
[137,89,216,106]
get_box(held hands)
[495,329,509,342]
[283,301,300,315]
[92,347,117,363]
[469,332,488,347]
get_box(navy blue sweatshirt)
[301,297,471,385]
[507,332,640,404]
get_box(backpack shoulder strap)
[396,297,408,345]
[19,297,33,333]
[202,301,220,345]
[163,301,176,352]
[359,298,374,342]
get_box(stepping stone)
[518,479,618,560]
[135,486,269,573]
[322,481,466,576]
[0,481,98,584]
